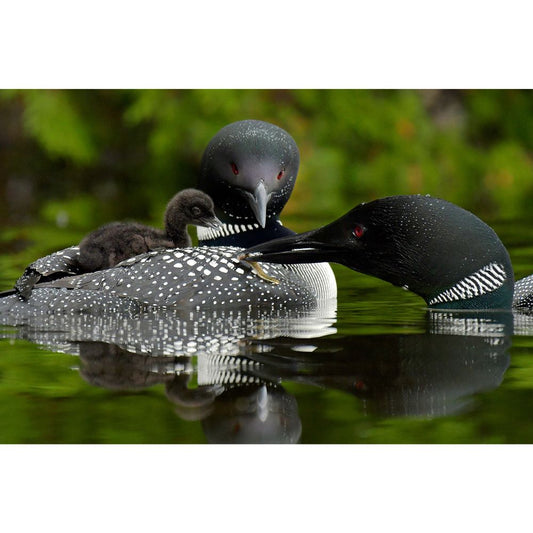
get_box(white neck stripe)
[197,220,284,241]
[197,222,261,241]
[429,262,508,306]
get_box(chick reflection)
[77,343,302,443]
[78,342,191,390]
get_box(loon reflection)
[1,308,518,443]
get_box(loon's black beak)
[243,181,270,228]
[241,224,346,264]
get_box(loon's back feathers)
[45,246,335,306]
[244,195,533,312]
[514,274,533,309]
[0,247,336,319]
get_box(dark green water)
[1,220,533,444]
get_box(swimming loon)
[78,188,221,272]
[0,120,336,315]
[243,194,533,311]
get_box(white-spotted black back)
[3,246,336,315]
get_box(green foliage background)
[2,89,533,234]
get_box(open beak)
[240,225,344,264]
[243,181,271,228]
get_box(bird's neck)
[165,216,190,246]
[197,218,295,248]
[421,261,515,310]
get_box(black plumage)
[244,195,533,311]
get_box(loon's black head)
[198,119,299,228]
[165,188,221,239]
[243,195,515,310]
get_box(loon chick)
[243,194,533,311]
[2,120,336,311]
[78,188,221,272]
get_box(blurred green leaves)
[2,89,533,232]
[22,90,99,164]
[40,195,100,229]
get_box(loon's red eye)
[231,162,239,175]
[353,224,365,239]
[277,170,284,180]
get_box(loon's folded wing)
[15,246,82,299]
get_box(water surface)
[1,221,533,444]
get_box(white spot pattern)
[6,243,337,313]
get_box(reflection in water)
[248,312,513,418]
[1,300,337,357]
[199,385,301,444]
[0,302,517,443]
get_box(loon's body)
[1,120,337,315]
[78,189,221,272]
[244,195,533,312]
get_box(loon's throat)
[197,219,294,248]
[197,221,263,242]
[427,262,510,307]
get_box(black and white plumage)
[514,274,533,310]
[1,120,337,316]
[14,247,336,309]
[244,194,533,312]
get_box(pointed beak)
[199,215,223,229]
[243,181,270,228]
[240,225,344,264]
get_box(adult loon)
[0,120,336,315]
[243,195,533,311]
[78,188,221,272]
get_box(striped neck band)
[428,262,508,306]
[197,222,262,242]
